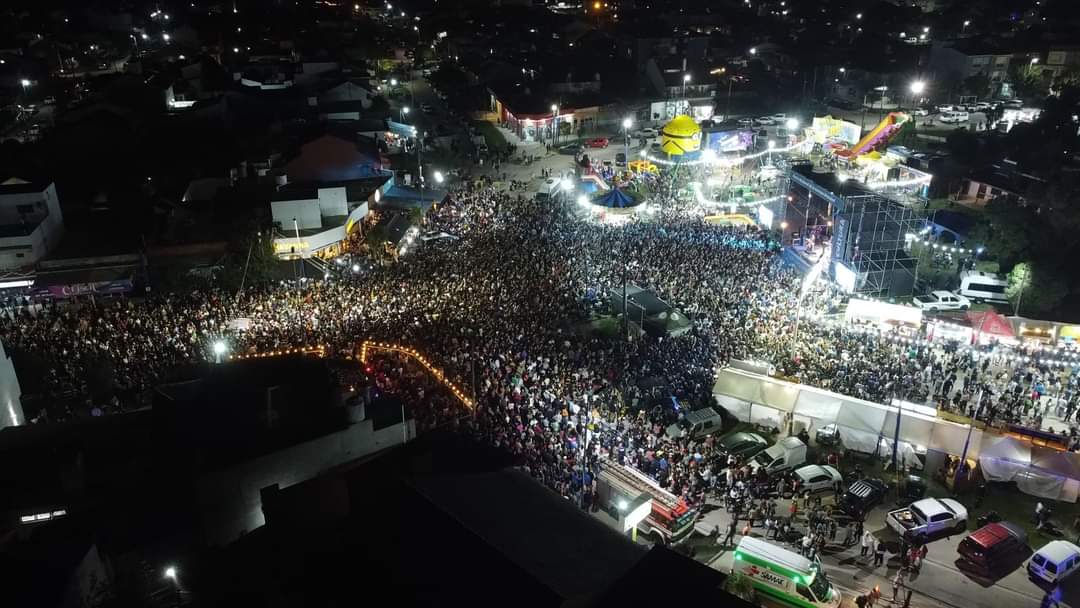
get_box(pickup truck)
[887,498,968,541]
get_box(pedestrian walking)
[722,518,738,547]
[874,539,886,567]
[892,570,905,601]
[843,522,855,547]
[861,530,874,557]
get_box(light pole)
[400,105,409,123]
[622,116,632,163]
[909,80,925,111]
[962,19,971,34]
[767,139,775,164]
[682,73,692,112]
[551,104,560,146]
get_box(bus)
[733,537,842,608]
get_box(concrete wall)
[271,198,322,230]
[195,417,415,546]
[317,186,349,217]
[0,341,23,429]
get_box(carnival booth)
[978,435,1080,503]
[844,299,923,335]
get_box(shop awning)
[966,310,1014,339]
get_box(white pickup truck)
[887,498,968,541]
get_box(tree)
[965,200,1034,267]
[1007,262,1068,316]
[1008,63,1046,100]
[892,122,920,149]
[962,73,992,99]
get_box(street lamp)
[622,116,632,161]
[390,78,398,86]
[682,73,692,104]
[785,117,799,131]
[434,170,444,184]
[910,80,926,109]
[1031,57,1039,65]
[962,20,971,33]
[550,104,560,145]
[162,33,170,42]
[401,106,409,123]
[767,139,776,163]
[164,566,177,581]
[749,47,757,55]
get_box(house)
[1044,46,1080,80]
[309,78,375,109]
[955,161,1046,206]
[270,175,390,259]
[0,178,65,271]
[928,41,1022,95]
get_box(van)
[665,406,724,440]
[733,537,842,607]
[749,436,806,476]
[533,178,562,202]
[959,270,1008,303]
[940,111,969,123]
[957,522,1027,575]
[1028,540,1080,584]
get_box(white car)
[737,117,755,126]
[887,498,968,541]
[936,104,955,113]
[770,113,787,121]
[913,290,971,311]
[793,464,843,493]
[756,116,776,125]
[633,127,659,138]
[912,108,930,116]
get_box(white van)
[959,270,1008,303]
[733,537,842,607]
[1028,540,1080,584]
[750,436,807,476]
[665,406,724,440]
[940,111,969,124]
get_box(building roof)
[0,177,51,195]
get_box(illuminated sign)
[273,240,310,252]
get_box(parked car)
[770,113,787,122]
[913,290,971,311]
[1029,540,1080,584]
[737,117,755,126]
[650,141,663,153]
[717,431,769,460]
[887,497,968,542]
[936,104,955,113]
[585,137,609,148]
[839,478,888,519]
[557,143,582,156]
[755,116,776,125]
[615,152,627,167]
[665,406,724,440]
[633,127,659,138]
[793,464,843,494]
[749,436,807,477]
[958,521,1028,575]
[912,107,930,116]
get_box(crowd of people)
[5,162,1080,507]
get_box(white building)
[271,177,391,259]
[0,178,65,270]
[0,341,23,429]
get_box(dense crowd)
[5,169,1080,505]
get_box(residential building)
[0,178,65,271]
[270,176,390,259]
[955,161,1045,207]
[928,41,1018,95]
[1044,46,1080,79]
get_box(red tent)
[966,310,1015,341]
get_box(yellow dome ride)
[660,115,702,156]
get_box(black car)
[839,478,888,519]
[717,432,768,460]
[557,144,583,156]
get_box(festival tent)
[595,188,636,209]
[966,310,1014,342]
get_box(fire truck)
[595,456,699,544]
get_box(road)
[693,491,1073,608]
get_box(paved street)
[687,489,1073,608]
